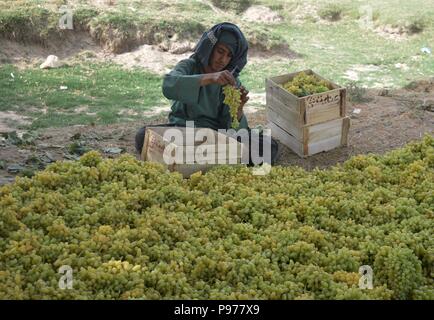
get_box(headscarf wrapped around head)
[191,22,248,78]
[218,31,238,56]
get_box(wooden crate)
[266,69,349,157]
[141,127,245,178]
[266,69,347,129]
[268,117,350,158]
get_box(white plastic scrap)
[421,47,432,55]
[352,108,361,114]
[40,55,61,69]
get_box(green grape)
[374,246,424,299]
[0,135,432,299]
[282,72,332,97]
[223,85,241,129]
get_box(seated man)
[135,22,279,165]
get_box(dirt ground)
[1,81,433,185]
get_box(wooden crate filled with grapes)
[266,69,350,157]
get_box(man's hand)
[200,70,236,86]
[237,86,249,121]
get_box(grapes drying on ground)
[282,72,332,97]
[223,85,241,129]
[0,135,433,300]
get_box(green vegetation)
[346,81,371,103]
[211,0,254,14]
[0,63,165,129]
[318,4,344,21]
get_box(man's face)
[209,43,233,72]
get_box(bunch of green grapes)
[282,72,331,97]
[0,135,433,299]
[223,85,241,129]
[374,246,424,299]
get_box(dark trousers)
[135,124,280,165]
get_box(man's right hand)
[200,70,236,86]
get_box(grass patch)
[240,14,434,93]
[0,5,99,44]
[211,0,254,14]
[73,7,100,31]
[89,12,206,53]
[0,1,288,54]
[0,63,166,129]
[243,23,289,52]
[0,6,58,44]
[0,1,207,53]
[365,1,433,33]
[318,4,344,22]
[405,16,427,34]
[346,81,372,103]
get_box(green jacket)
[162,58,249,130]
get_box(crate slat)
[308,135,342,156]
[308,117,343,143]
[267,103,302,140]
[268,121,304,157]
[266,78,301,115]
[304,88,343,125]
[268,117,350,157]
